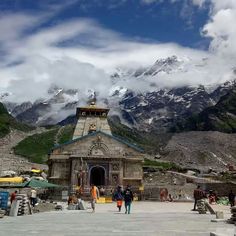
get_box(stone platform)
[0,202,235,236]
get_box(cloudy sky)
[0,0,236,102]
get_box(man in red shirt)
[10,190,17,204]
[192,185,205,211]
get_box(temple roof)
[77,107,109,113]
[78,102,109,112]
[76,102,109,118]
[52,130,144,153]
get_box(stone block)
[67,204,77,210]
[215,211,224,219]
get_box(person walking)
[10,190,17,204]
[228,190,235,207]
[90,184,99,212]
[123,185,133,214]
[192,185,205,211]
[30,188,37,207]
[114,186,123,212]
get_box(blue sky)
[0,0,236,102]
[0,0,210,48]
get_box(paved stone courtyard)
[0,202,235,236]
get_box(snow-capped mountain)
[109,80,235,133]
[111,56,184,80]
[1,56,235,131]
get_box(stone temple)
[48,102,144,195]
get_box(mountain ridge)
[0,102,33,138]
[173,85,236,133]
[1,56,235,133]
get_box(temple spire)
[72,101,111,139]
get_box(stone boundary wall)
[198,182,236,196]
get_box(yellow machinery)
[0,177,23,183]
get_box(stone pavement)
[0,202,235,236]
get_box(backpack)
[124,189,133,202]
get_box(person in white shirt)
[30,188,37,207]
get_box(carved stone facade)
[48,103,144,194]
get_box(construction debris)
[0,209,5,218]
[197,199,207,214]
[9,194,32,216]
[197,199,215,214]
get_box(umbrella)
[18,179,61,188]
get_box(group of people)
[113,185,134,214]
[10,188,37,207]
[90,184,134,214]
[192,185,236,211]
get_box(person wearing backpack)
[114,185,124,212]
[123,185,133,214]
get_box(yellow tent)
[0,177,23,183]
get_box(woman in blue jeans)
[123,185,133,214]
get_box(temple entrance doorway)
[90,166,105,186]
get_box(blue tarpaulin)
[0,191,9,210]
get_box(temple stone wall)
[49,132,143,190]
[73,118,86,139]
[73,117,111,139]
[124,162,143,178]
[54,134,143,159]
[50,160,70,181]
[49,104,144,193]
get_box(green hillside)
[13,125,74,163]
[174,87,236,133]
[0,102,33,138]
[13,116,173,164]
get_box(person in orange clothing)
[90,184,99,212]
[114,186,123,212]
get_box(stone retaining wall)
[199,182,236,196]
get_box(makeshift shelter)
[19,179,61,188]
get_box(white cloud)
[200,1,236,59]
[191,0,206,7]
[0,14,33,42]
[0,1,236,104]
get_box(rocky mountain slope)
[174,86,236,133]
[0,129,47,174]
[0,56,236,174]
[160,131,236,172]
[11,120,236,172]
[0,102,33,138]
[1,97,235,172]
